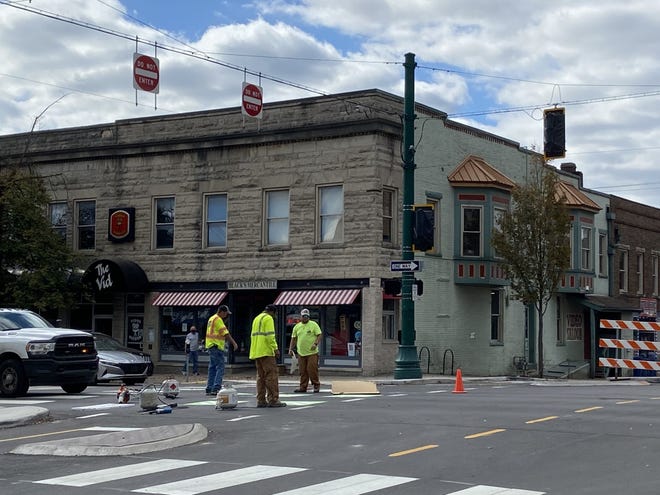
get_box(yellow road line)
[464,428,506,439]
[615,400,639,405]
[0,428,86,443]
[388,444,438,457]
[575,406,603,413]
[526,416,559,424]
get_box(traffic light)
[414,279,423,296]
[383,278,402,296]
[413,204,434,252]
[544,107,565,159]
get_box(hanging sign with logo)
[108,208,135,243]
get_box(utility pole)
[394,52,422,379]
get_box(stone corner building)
[0,89,407,376]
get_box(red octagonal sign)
[242,82,263,119]
[133,53,160,94]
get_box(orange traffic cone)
[452,368,466,394]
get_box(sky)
[2,0,660,206]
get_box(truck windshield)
[0,311,53,331]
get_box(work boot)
[268,401,287,407]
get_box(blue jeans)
[206,347,225,392]
[182,350,199,374]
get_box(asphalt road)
[1,379,659,494]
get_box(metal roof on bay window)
[447,155,516,191]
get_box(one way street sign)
[390,260,422,272]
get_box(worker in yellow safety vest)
[205,305,238,396]
[249,304,286,407]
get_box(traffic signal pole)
[394,52,422,379]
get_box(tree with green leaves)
[491,165,572,376]
[0,169,83,312]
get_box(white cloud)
[2,0,660,206]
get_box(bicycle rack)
[442,348,455,376]
[418,346,431,374]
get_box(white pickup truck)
[0,309,98,396]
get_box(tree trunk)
[537,305,544,377]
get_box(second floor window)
[598,232,607,276]
[653,254,659,296]
[462,206,481,257]
[383,188,395,244]
[581,227,592,270]
[49,202,67,241]
[266,189,289,245]
[76,200,95,250]
[205,194,227,248]
[637,251,644,294]
[618,249,628,293]
[319,185,343,243]
[155,196,175,249]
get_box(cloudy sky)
[2,0,660,206]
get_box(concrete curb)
[0,406,49,427]
[10,423,208,456]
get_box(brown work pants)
[255,356,280,405]
[298,353,320,391]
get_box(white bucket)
[140,386,159,411]
[216,385,238,409]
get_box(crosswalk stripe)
[34,459,206,487]
[132,465,307,494]
[448,485,545,494]
[272,473,417,495]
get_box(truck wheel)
[61,383,88,394]
[0,359,29,397]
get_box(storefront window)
[283,305,361,359]
[160,307,214,355]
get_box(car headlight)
[26,342,55,356]
[99,359,119,365]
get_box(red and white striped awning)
[273,289,360,306]
[152,291,227,307]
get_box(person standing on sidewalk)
[249,304,286,408]
[205,305,238,396]
[288,308,322,393]
[182,326,200,376]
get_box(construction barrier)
[599,319,659,375]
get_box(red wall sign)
[108,208,135,243]
[241,82,263,119]
[133,53,160,94]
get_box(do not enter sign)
[133,53,160,94]
[241,82,263,119]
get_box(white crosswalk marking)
[449,485,545,494]
[272,473,416,495]
[132,465,307,494]
[34,459,206,487]
[31,459,545,495]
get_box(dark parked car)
[93,333,153,385]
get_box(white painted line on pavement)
[426,390,448,394]
[75,413,110,419]
[272,473,417,495]
[34,459,206,487]
[448,484,545,494]
[226,415,260,421]
[133,465,307,494]
[82,426,143,431]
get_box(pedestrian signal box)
[412,204,434,252]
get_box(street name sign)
[390,260,422,272]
